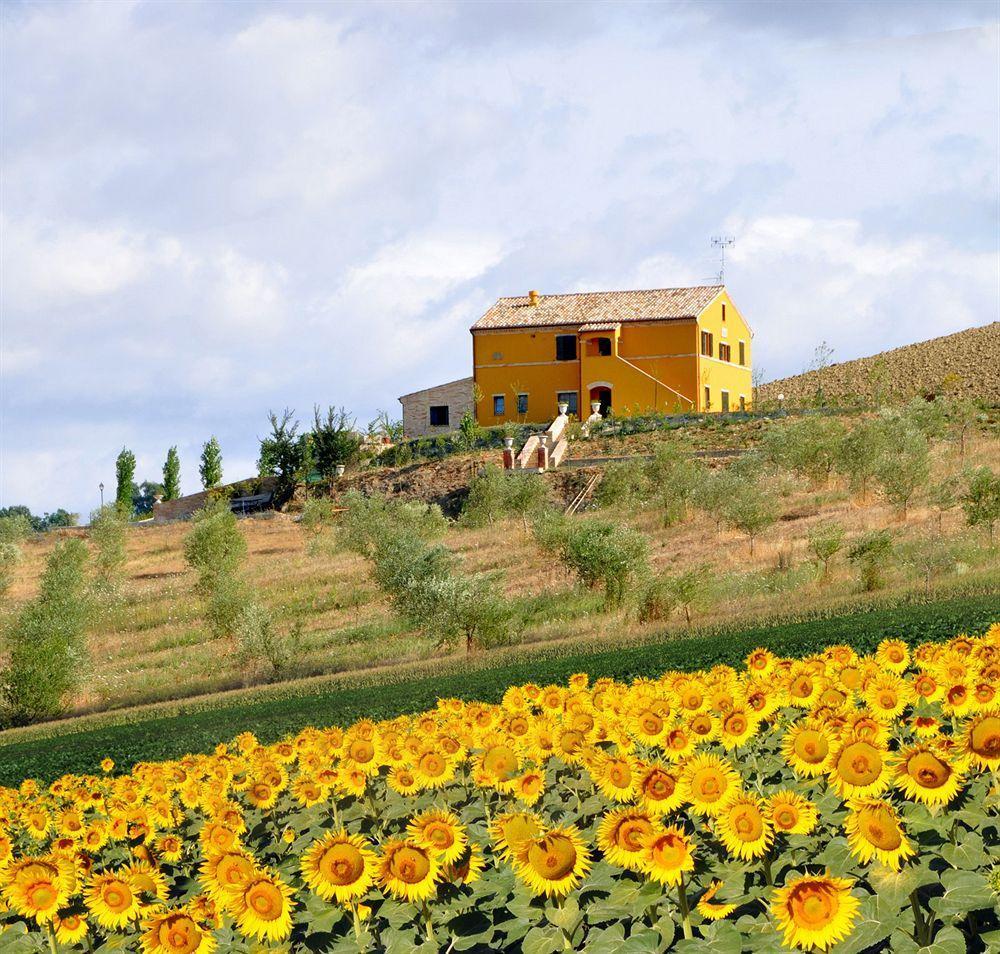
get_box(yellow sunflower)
[681,753,741,816]
[590,754,637,802]
[442,843,485,885]
[962,710,1000,770]
[771,871,859,951]
[2,857,74,924]
[828,738,890,800]
[127,861,169,902]
[638,825,694,887]
[53,912,90,945]
[892,744,964,807]
[490,811,544,863]
[697,881,738,921]
[875,639,910,673]
[782,721,835,777]
[86,871,143,929]
[716,792,773,861]
[407,809,468,866]
[199,850,258,909]
[719,707,759,750]
[596,808,657,872]
[231,869,294,943]
[140,909,217,954]
[767,791,818,836]
[378,839,441,903]
[301,830,376,903]
[636,762,684,816]
[844,799,915,871]
[412,750,457,789]
[513,827,591,898]
[862,673,911,721]
[387,766,421,796]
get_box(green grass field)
[1,593,994,786]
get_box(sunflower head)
[407,809,468,866]
[514,827,591,897]
[716,792,773,861]
[378,839,441,903]
[845,799,915,871]
[639,825,694,886]
[232,869,294,943]
[771,871,859,951]
[301,830,376,903]
[596,808,657,872]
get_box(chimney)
[528,290,540,306]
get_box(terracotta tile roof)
[471,285,723,331]
[578,321,622,332]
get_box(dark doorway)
[589,386,612,417]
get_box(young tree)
[115,447,136,515]
[258,409,303,499]
[407,572,518,654]
[874,427,929,518]
[1,539,90,725]
[721,481,779,556]
[132,480,166,516]
[89,504,128,591]
[558,520,649,608]
[926,474,962,531]
[234,602,305,679]
[301,496,338,556]
[762,416,845,487]
[836,418,890,501]
[183,497,247,595]
[662,566,710,626]
[807,522,844,580]
[199,436,223,490]
[945,397,979,457]
[848,530,894,592]
[0,541,22,598]
[163,446,181,500]
[961,467,1000,544]
[312,405,362,478]
[595,460,650,510]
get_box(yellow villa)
[471,285,752,426]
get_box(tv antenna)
[711,235,735,283]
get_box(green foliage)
[115,447,136,514]
[162,446,181,500]
[848,529,895,592]
[0,541,22,599]
[658,565,710,625]
[691,467,741,529]
[462,467,550,527]
[0,506,79,533]
[258,409,305,497]
[182,498,247,595]
[761,415,845,486]
[1,595,995,783]
[807,522,844,578]
[901,396,949,440]
[836,417,891,500]
[595,460,649,509]
[205,572,249,640]
[926,473,963,529]
[88,504,128,590]
[312,405,362,478]
[199,436,223,490]
[0,514,32,544]
[367,410,405,444]
[646,442,704,525]
[719,479,779,554]
[300,496,339,555]
[339,491,447,559]
[553,520,649,608]
[234,603,305,680]
[0,539,90,726]
[961,466,1000,543]
[132,480,165,516]
[874,424,929,516]
[457,410,482,451]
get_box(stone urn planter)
[591,401,602,415]
[335,464,346,478]
[558,402,569,416]
[503,437,515,449]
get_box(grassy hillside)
[758,321,1000,406]
[2,413,997,727]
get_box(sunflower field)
[1,625,999,953]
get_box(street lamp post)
[99,482,104,508]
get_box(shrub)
[339,491,446,558]
[0,541,22,598]
[595,460,649,509]
[300,497,338,556]
[462,467,550,528]
[720,480,779,555]
[206,573,250,640]
[183,498,247,595]
[873,425,929,517]
[406,572,520,653]
[234,602,305,679]
[88,505,128,590]
[761,415,845,486]
[926,473,962,530]
[691,468,742,530]
[371,534,453,610]
[647,443,704,525]
[961,466,1000,544]
[640,565,710,625]
[557,520,649,608]
[0,514,32,544]
[0,539,90,725]
[836,418,890,500]
[807,522,844,579]
[848,530,895,592]
[312,405,362,478]
[635,574,679,622]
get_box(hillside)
[2,414,997,724]
[758,321,1000,405]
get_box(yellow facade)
[472,288,752,426]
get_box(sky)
[1,0,998,518]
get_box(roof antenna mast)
[711,235,735,284]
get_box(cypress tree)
[163,446,181,500]
[115,448,136,515]
[199,437,223,490]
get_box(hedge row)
[0,594,996,786]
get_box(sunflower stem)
[352,901,362,940]
[422,901,435,943]
[909,889,927,945]
[46,925,57,954]
[762,853,773,887]
[677,874,693,940]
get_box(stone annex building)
[399,284,753,438]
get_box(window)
[721,303,726,322]
[517,393,528,414]
[700,331,713,356]
[428,405,449,426]
[739,340,746,366]
[739,395,746,412]
[555,334,577,361]
[557,391,579,416]
[721,391,730,413]
[719,343,731,362]
[493,395,505,416]
[704,386,711,410]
